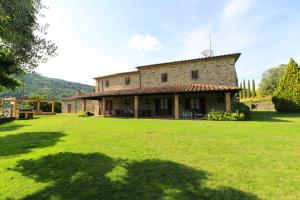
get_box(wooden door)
[199,98,206,114]
[106,100,113,114]
[185,97,206,114]
[67,104,72,113]
[155,98,172,116]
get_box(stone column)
[134,96,139,118]
[83,99,86,112]
[37,101,41,111]
[14,98,17,118]
[51,101,55,113]
[102,97,106,117]
[225,92,231,112]
[94,100,100,116]
[174,94,179,119]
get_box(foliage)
[207,102,250,121]
[259,64,286,96]
[243,80,247,98]
[272,59,300,112]
[252,79,256,97]
[0,48,23,91]
[78,111,94,117]
[232,102,251,118]
[247,80,251,98]
[0,0,57,90]
[207,111,246,121]
[239,82,243,98]
[0,73,94,99]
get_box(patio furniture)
[195,113,205,119]
[183,111,193,119]
[17,108,34,120]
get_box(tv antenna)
[202,34,214,57]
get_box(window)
[145,99,151,104]
[160,99,168,109]
[190,98,200,110]
[105,80,109,87]
[125,99,130,105]
[191,70,199,80]
[161,73,168,82]
[125,77,130,85]
[218,97,225,104]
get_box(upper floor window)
[125,77,130,85]
[105,80,109,87]
[191,70,199,80]
[161,73,168,82]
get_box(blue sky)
[39,0,300,85]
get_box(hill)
[0,73,94,99]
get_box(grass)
[0,111,299,200]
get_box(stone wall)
[94,56,238,93]
[139,57,238,88]
[61,100,96,113]
[95,73,140,92]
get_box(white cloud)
[180,0,261,59]
[181,28,211,58]
[223,0,255,20]
[128,34,162,56]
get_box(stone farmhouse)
[62,53,241,119]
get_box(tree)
[243,80,247,98]
[0,0,57,90]
[252,79,256,97]
[247,80,251,98]
[259,64,286,96]
[272,59,300,112]
[239,82,243,99]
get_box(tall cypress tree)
[243,80,247,98]
[239,82,243,99]
[272,58,300,112]
[252,79,256,97]
[247,80,251,98]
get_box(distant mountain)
[0,73,94,99]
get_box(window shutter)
[195,70,199,79]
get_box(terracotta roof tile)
[136,53,241,69]
[70,84,240,100]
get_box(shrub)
[207,111,246,121]
[78,111,94,117]
[272,59,300,112]
[232,102,251,118]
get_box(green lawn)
[0,112,299,200]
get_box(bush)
[207,111,246,121]
[272,59,300,112]
[272,97,300,112]
[232,102,251,118]
[78,111,94,117]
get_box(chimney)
[75,89,81,96]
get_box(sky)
[38,0,300,86]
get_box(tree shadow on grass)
[249,111,298,122]
[13,152,260,200]
[0,132,64,157]
[0,124,28,132]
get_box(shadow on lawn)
[250,111,298,122]
[13,152,260,200]
[0,132,64,156]
[0,124,28,132]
